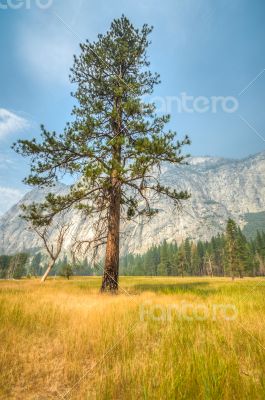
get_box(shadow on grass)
[131,281,216,297]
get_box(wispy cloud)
[0,109,29,139]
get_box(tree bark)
[101,184,121,292]
[101,90,122,293]
[41,260,55,283]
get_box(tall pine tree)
[13,16,190,291]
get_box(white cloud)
[0,186,25,215]
[0,109,29,139]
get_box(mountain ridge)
[0,150,265,256]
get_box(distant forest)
[120,220,265,278]
[0,219,265,279]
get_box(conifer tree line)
[120,219,265,278]
[28,255,95,278]
[1,219,264,279]
[0,253,28,279]
[0,253,94,279]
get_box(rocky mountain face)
[0,151,265,256]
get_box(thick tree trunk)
[101,92,122,293]
[41,260,55,283]
[101,184,121,292]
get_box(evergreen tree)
[204,250,214,277]
[158,240,171,275]
[169,242,178,276]
[255,231,265,274]
[184,238,192,274]
[225,219,239,279]
[191,243,200,276]
[213,234,226,276]
[0,255,10,279]
[59,264,74,280]
[177,244,186,277]
[196,241,205,275]
[30,253,42,277]
[78,258,94,275]
[13,16,190,292]
[143,246,160,276]
[236,228,250,278]
[9,253,28,279]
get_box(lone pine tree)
[13,16,190,292]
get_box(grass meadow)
[0,276,265,399]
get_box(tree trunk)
[101,91,122,293]
[41,260,55,283]
[101,184,121,292]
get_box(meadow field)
[0,276,265,399]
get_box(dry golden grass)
[0,276,265,399]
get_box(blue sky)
[0,0,265,213]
